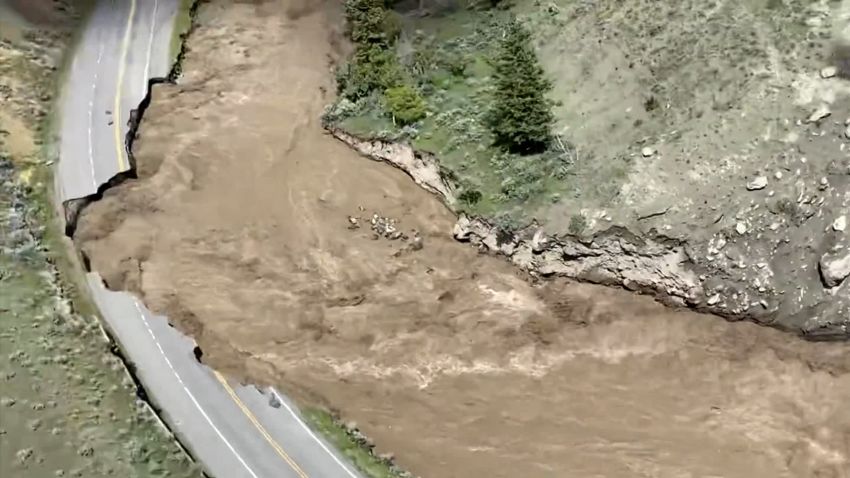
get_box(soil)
[74,0,850,477]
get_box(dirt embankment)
[74,1,850,477]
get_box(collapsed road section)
[88,274,362,478]
[54,1,364,477]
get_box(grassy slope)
[330,0,823,233]
[0,245,202,478]
[332,5,573,228]
[302,408,405,478]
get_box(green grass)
[329,6,574,226]
[0,248,202,478]
[302,408,403,478]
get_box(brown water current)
[72,1,850,477]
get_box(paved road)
[58,0,177,201]
[57,2,366,477]
[88,274,363,478]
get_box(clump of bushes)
[341,45,403,100]
[338,0,427,125]
[384,85,427,125]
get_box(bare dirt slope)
[75,1,850,477]
[522,0,850,333]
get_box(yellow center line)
[213,371,311,478]
[114,0,138,171]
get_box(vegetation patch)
[170,0,196,62]
[302,408,410,478]
[325,0,573,225]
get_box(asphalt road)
[58,0,176,201]
[57,2,366,477]
[88,274,363,478]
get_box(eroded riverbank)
[73,0,850,477]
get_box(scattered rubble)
[346,209,424,248]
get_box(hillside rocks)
[329,127,850,339]
[746,176,768,191]
[453,215,702,305]
[820,245,850,288]
[328,132,767,323]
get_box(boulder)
[746,176,768,191]
[819,248,850,288]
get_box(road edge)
[53,2,380,477]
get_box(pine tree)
[486,19,554,154]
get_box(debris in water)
[346,211,421,245]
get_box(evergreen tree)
[486,19,554,154]
[345,0,399,46]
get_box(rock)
[819,249,850,287]
[268,394,281,409]
[641,146,655,157]
[844,124,850,140]
[774,170,783,180]
[623,279,640,291]
[411,234,424,251]
[820,66,838,78]
[16,448,33,464]
[735,222,747,235]
[746,176,768,190]
[531,229,548,253]
[453,216,472,241]
[833,215,847,232]
[808,104,831,123]
[707,294,721,305]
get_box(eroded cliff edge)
[330,129,850,339]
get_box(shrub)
[568,214,587,234]
[384,85,427,125]
[458,188,482,205]
[486,19,555,154]
[441,50,467,77]
[342,45,403,99]
[340,0,405,100]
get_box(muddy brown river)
[72,0,850,477]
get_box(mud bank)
[329,129,850,339]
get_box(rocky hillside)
[327,0,850,337]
